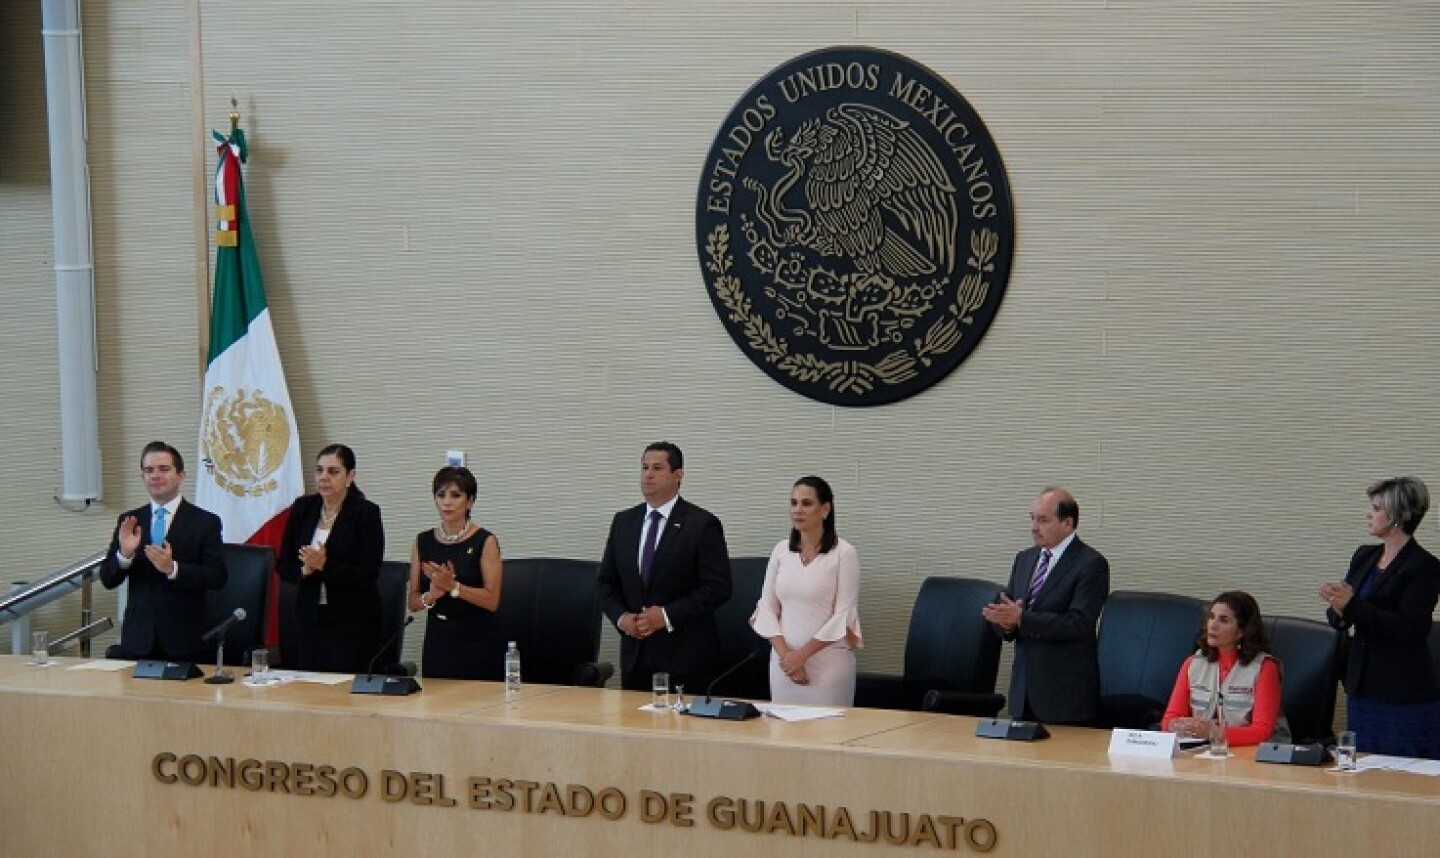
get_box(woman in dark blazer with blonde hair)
[1320,476,1440,759]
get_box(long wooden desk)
[1,655,1437,856]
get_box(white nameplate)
[1108,728,1179,759]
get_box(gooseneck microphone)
[351,616,420,696]
[364,615,414,680]
[686,649,765,720]
[201,607,247,642]
[703,648,763,702]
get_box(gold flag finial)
[229,94,240,133]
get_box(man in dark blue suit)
[983,487,1110,725]
[597,442,732,692]
[99,441,227,663]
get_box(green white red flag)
[196,124,303,646]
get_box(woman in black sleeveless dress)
[408,467,504,679]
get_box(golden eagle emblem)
[200,386,290,498]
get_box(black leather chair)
[1430,622,1440,681]
[1096,591,1206,729]
[106,542,271,666]
[375,559,414,675]
[491,558,611,686]
[855,577,1006,716]
[212,543,273,665]
[276,573,300,668]
[1264,614,1341,744]
[710,556,771,702]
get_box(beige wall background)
[3,2,1438,701]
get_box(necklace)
[319,504,341,529]
[437,520,469,544]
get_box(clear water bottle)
[504,641,522,702]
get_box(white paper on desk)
[68,659,136,672]
[1354,754,1440,776]
[758,705,844,721]
[263,670,352,686]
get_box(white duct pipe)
[42,0,102,502]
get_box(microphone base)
[685,697,761,720]
[975,718,1050,741]
[350,674,422,696]
[204,668,235,685]
[1256,742,1330,766]
[133,660,202,681]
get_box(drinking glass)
[250,649,271,685]
[651,672,670,710]
[1208,716,1230,758]
[31,630,49,666]
[1334,730,1357,772]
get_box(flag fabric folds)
[196,124,303,647]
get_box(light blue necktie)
[152,506,168,547]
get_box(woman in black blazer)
[277,444,385,673]
[1321,476,1440,758]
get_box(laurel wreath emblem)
[706,225,995,396]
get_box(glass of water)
[31,630,49,666]
[250,649,271,685]
[1207,715,1230,758]
[651,672,670,710]
[1333,730,1357,772]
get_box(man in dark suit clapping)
[983,487,1110,725]
[99,441,227,663]
[597,441,732,692]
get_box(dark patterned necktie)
[640,509,662,587]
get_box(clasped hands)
[117,515,177,576]
[980,593,1023,631]
[422,560,458,601]
[777,648,810,685]
[1168,716,1212,739]
[298,543,328,575]
[1318,581,1354,614]
[621,606,666,640]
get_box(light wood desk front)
[1,656,1437,856]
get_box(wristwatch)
[450,583,461,599]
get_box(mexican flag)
[195,124,303,646]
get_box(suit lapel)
[164,499,191,546]
[650,498,689,575]
[1018,546,1041,598]
[1033,539,1083,607]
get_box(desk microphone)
[351,616,420,696]
[201,607,246,642]
[686,649,764,720]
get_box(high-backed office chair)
[1096,591,1206,729]
[375,559,414,675]
[211,543,273,665]
[1264,614,1341,744]
[711,556,771,702]
[854,577,1006,716]
[106,542,272,665]
[491,558,611,686]
[276,573,300,668]
[1429,622,1440,681]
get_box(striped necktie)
[1027,549,1053,602]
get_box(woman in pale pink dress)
[750,475,863,706]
